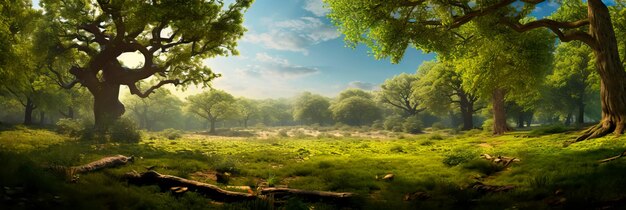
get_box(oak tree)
[186,90,237,133]
[38,0,252,129]
[326,0,626,140]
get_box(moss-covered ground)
[2,125,626,209]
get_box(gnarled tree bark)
[575,0,626,141]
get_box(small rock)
[382,174,395,181]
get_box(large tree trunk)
[39,111,45,125]
[92,84,125,130]
[577,97,585,126]
[492,88,510,135]
[459,93,474,130]
[577,0,626,141]
[516,112,525,128]
[23,97,35,125]
[209,118,217,133]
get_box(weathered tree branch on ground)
[45,155,134,182]
[259,187,355,203]
[123,170,257,202]
[598,150,626,163]
[72,155,134,173]
[123,170,356,204]
[45,155,134,173]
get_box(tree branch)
[501,18,597,49]
[127,79,191,98]
[47,65,81,89]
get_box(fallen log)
[259,187,355,203]
[598,150,626,163]
[73,155,134,173]
[45,155,133,182]
[124,170,257,202]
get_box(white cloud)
[255,52,289,65]
[246,53,319,78]
[304,0,328,17]
[243,17,339,55]
[347,81,378,90]
[244,32,310,54]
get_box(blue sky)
[204,0,434,99]
[31,0,565,99]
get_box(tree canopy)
[293,92,332,125]
[331,89,381,126]
[37,0,252,129]
[186,90,237,133]
[377,73,423,117]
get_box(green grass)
[2,126,626,209]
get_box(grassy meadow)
[2,125,626,209]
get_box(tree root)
[598,150,626,163]
[574,122,616,142]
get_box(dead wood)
[124,170,256,202]
[45,155,133,182]
[480,154,520,167]
[72,155,134,173]
[598,150,626,163]
[259,187,355,203]
[471,182,515,193]
[124,171,356,204]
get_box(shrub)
[482,119,494,133]
[463,129,483,137]
[428,133,445,140]
[371,120,384,130]
[383,116,403,131]
[442,149,478,167]
[431,122,446,130]
[109,118,142,143]
[402,116,423,134]
[160,128,183,140]
[56,118,83,137]
[277,129,289,137]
